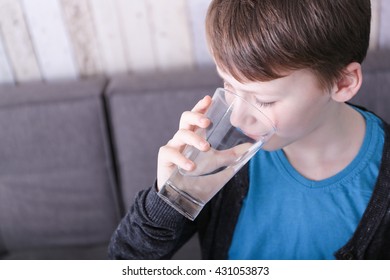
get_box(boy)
[109,0,390,259]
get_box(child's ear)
[331,62,363,102]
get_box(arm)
[108,183,197,259]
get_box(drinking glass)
[158,88,276,220]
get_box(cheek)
[263,107,318,150]
[272,98,328,138]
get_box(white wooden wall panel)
[21,0,78,81]
[370,0,381,50]
[88,0,128,75]
[60,0,103,77]
[379,0,390,49]
[188,0,213,67]
[0,0,389,86]
[117,0,156,72]
[0,33,14,84]
[147,0,194,70]
[0,0,41,83]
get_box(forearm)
[108,184,195,259]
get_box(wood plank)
[187,0,213,67]
[0,0,41,82]
[60,0,103,77]
[21,0,78,81]
[0,33,14,84]
[147,0,195,70]
[369,0,381,50]
[88,0,128,75]
[117,0,156,72]
[379,0,390,49]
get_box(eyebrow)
[217,69,281,101]
[218,73,256,95]
[216,67,258,92]
[223,81,255,95]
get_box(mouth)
[241,128,276,143]
[241,130,260,141]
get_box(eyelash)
[223,82,275,108]
[255,100,275,108]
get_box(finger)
[191,95,212,114]
[158,146,195,171]
[177,96,212,131]
[231,142,252,156]
[213,142,252,166]
[167,129,210,151]
[179,111,211,130]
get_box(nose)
[229,98,257,129]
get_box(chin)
[261,137,290,151]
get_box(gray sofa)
[0,50,389,259]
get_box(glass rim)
[215,87,277,133]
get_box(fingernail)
[200,117,208,123]
[185,162,194,170]
[200,141,209,148]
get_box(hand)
[157,96,212,190]
[182,142,252,176]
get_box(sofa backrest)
[0,77,121,259]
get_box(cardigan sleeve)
[108,184,197,259]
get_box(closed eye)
[223,81,275,108]
[256,100,275,108]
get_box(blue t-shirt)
[228,108,384,259]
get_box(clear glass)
[158,88,276,220]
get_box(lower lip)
[236,128,260,140]
[244,132,260,140]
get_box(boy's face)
[217,67,337,151]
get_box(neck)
[282,103,366,181]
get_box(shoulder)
[350,103,389,138]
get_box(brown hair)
[205,0,371,90]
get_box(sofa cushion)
[0,77,121,259]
